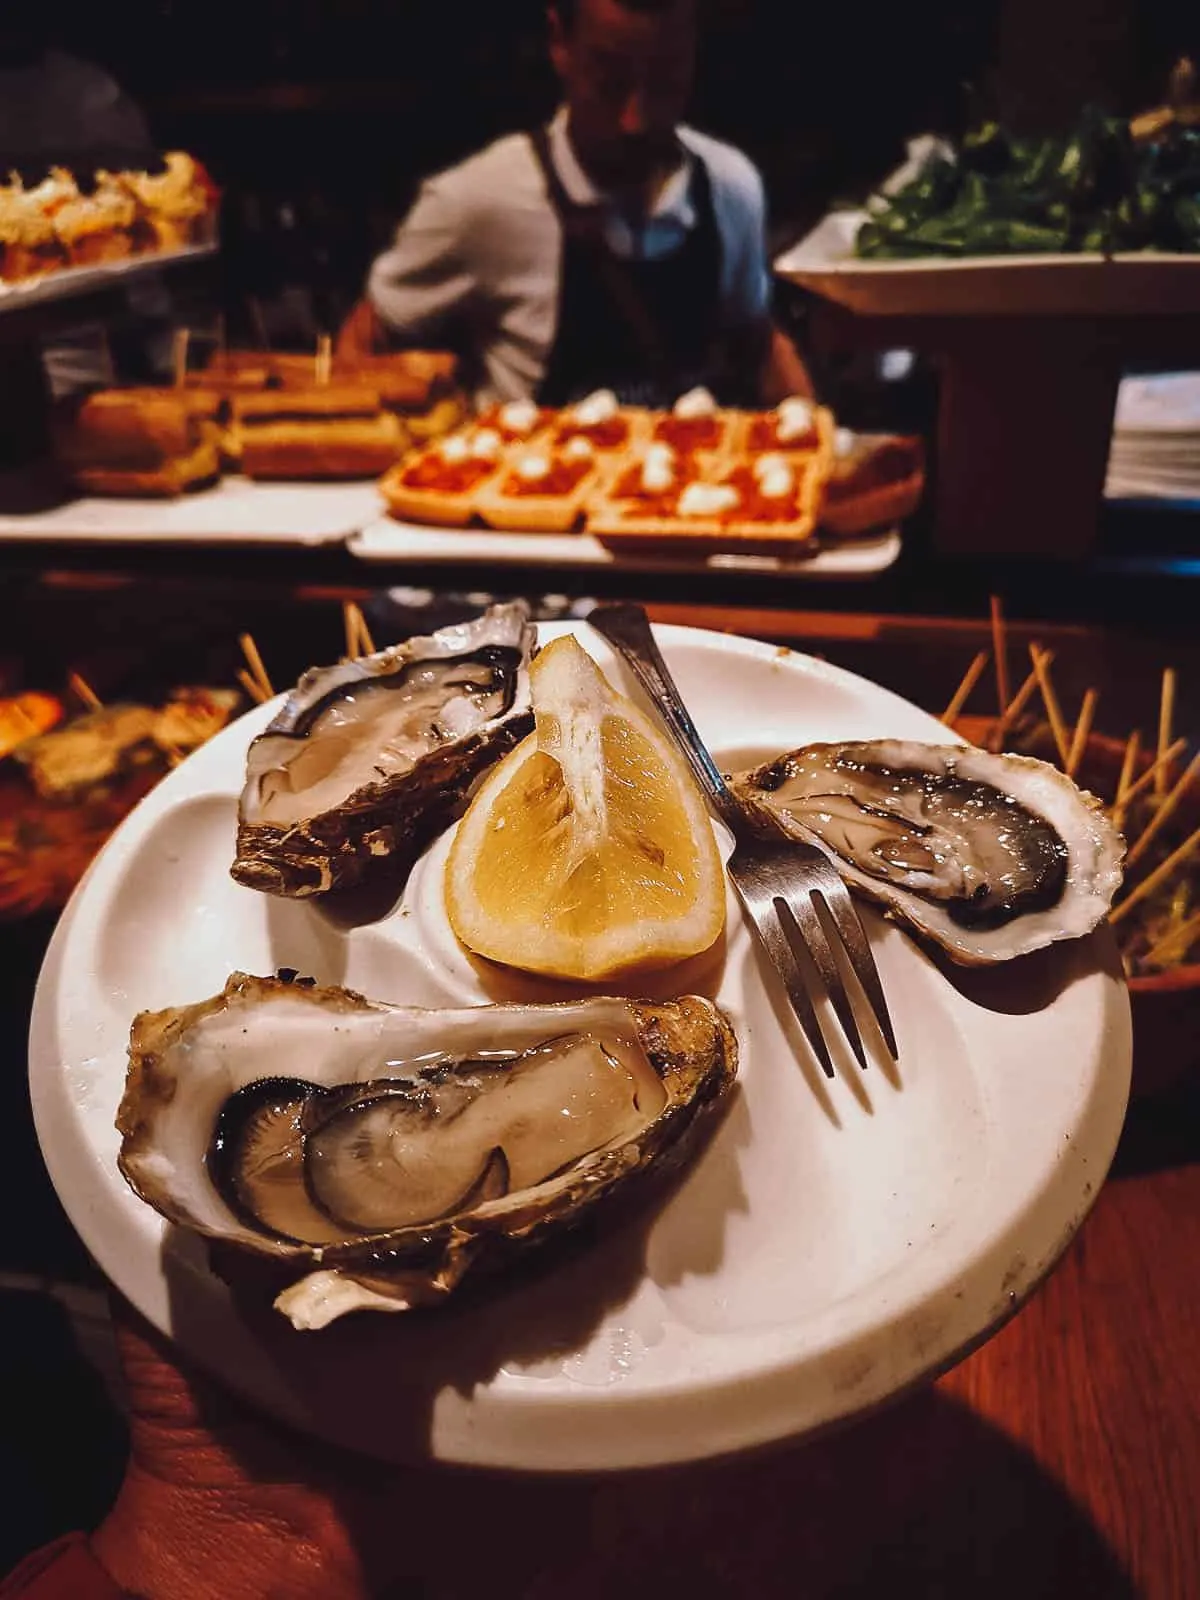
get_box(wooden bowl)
[956,715,1199,1099]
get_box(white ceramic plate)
[29,621,1131,1471]
[774,210,1200,317]
[349,518,901,580]
[0,478,384,547]
[0,245,217,316]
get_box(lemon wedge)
[445,634,725,981]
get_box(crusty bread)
[475,463,600,533]
[406,393,468,441]
[231,385,385,425]
[549,407,651,453]
[647,412,736,458]
[588,452,823,557]
[56,388,215,471]
[588,506,817,557]
[820,436,925,536]
[237,413,406,480]
[731,403,837,460]
[379,445,505,526]
[72,437,222,497]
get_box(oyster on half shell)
[730,740,1124,964]
[231,601,535,898]
[116,972,738,1329]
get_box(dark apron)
[529,126,726,409]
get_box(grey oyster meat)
[730,739,1124,965]
[116,972,738,1329]
[231,600,535,898]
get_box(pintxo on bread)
[737,395,837,459]
[53,388,224,497]
[475,436,603,532]
[232,387,407,481]
[819,429,926,538]
[379,427,507,526]
[550,389,649,453]
[375,387,924,549]
[589,450,822,557]
[649,386,736,457]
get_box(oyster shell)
[117,972,737,1328]
[231,601,535,898]
[730,740,1124,964]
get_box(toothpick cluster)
[942,597,1198,971]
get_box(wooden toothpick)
[989,595,1010,719]
[1066,688,1099,780]
[942,650,990,727]
[238,633,274,701]
[1125,749,1200,871]
[1157,668,1177,800]
[1029,645,1071,768]
[68,672,103,712]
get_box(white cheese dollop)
[514,452,551,482]
[640,443,676,494]
[757,459,795,499]
[571,388,619,426]
[498,398,540,435]
[471,427,503,461]
[833,426,857,459]
[562,436,596,463]
[678,481,740,518]
[775,396,815,442]
[673,385,717,419]
[439,433,470,464]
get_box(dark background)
[14,0,1200,335]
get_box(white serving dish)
[349,517,901,580]
[775,210,1200,317]
[0,477,384,547]
[29,620,1130,1471]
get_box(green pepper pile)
[855,109,1200,258]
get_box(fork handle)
[587,604,745,832]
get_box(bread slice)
[647,411,736,457]
[819,435,925,536]
[380,469,493,526]
[475,456,600,532]
[406,393,468,442]
[589,454,822,557]
[230,385,383,425]
[56,388,216,472]
[72,436,221,497]
[236,413,406,480]
[548,406,650,454]
[379,438,505,525]
[733,403,837,460]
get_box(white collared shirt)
[368,107,770,403]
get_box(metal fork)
[588,604,898,1077]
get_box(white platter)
[0,244,217,317]
[29,620,1130,1471]
[775,210,1200,317]
[0,477,384,547]
[349,517,901,580]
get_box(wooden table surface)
[2,587,1196,1595]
